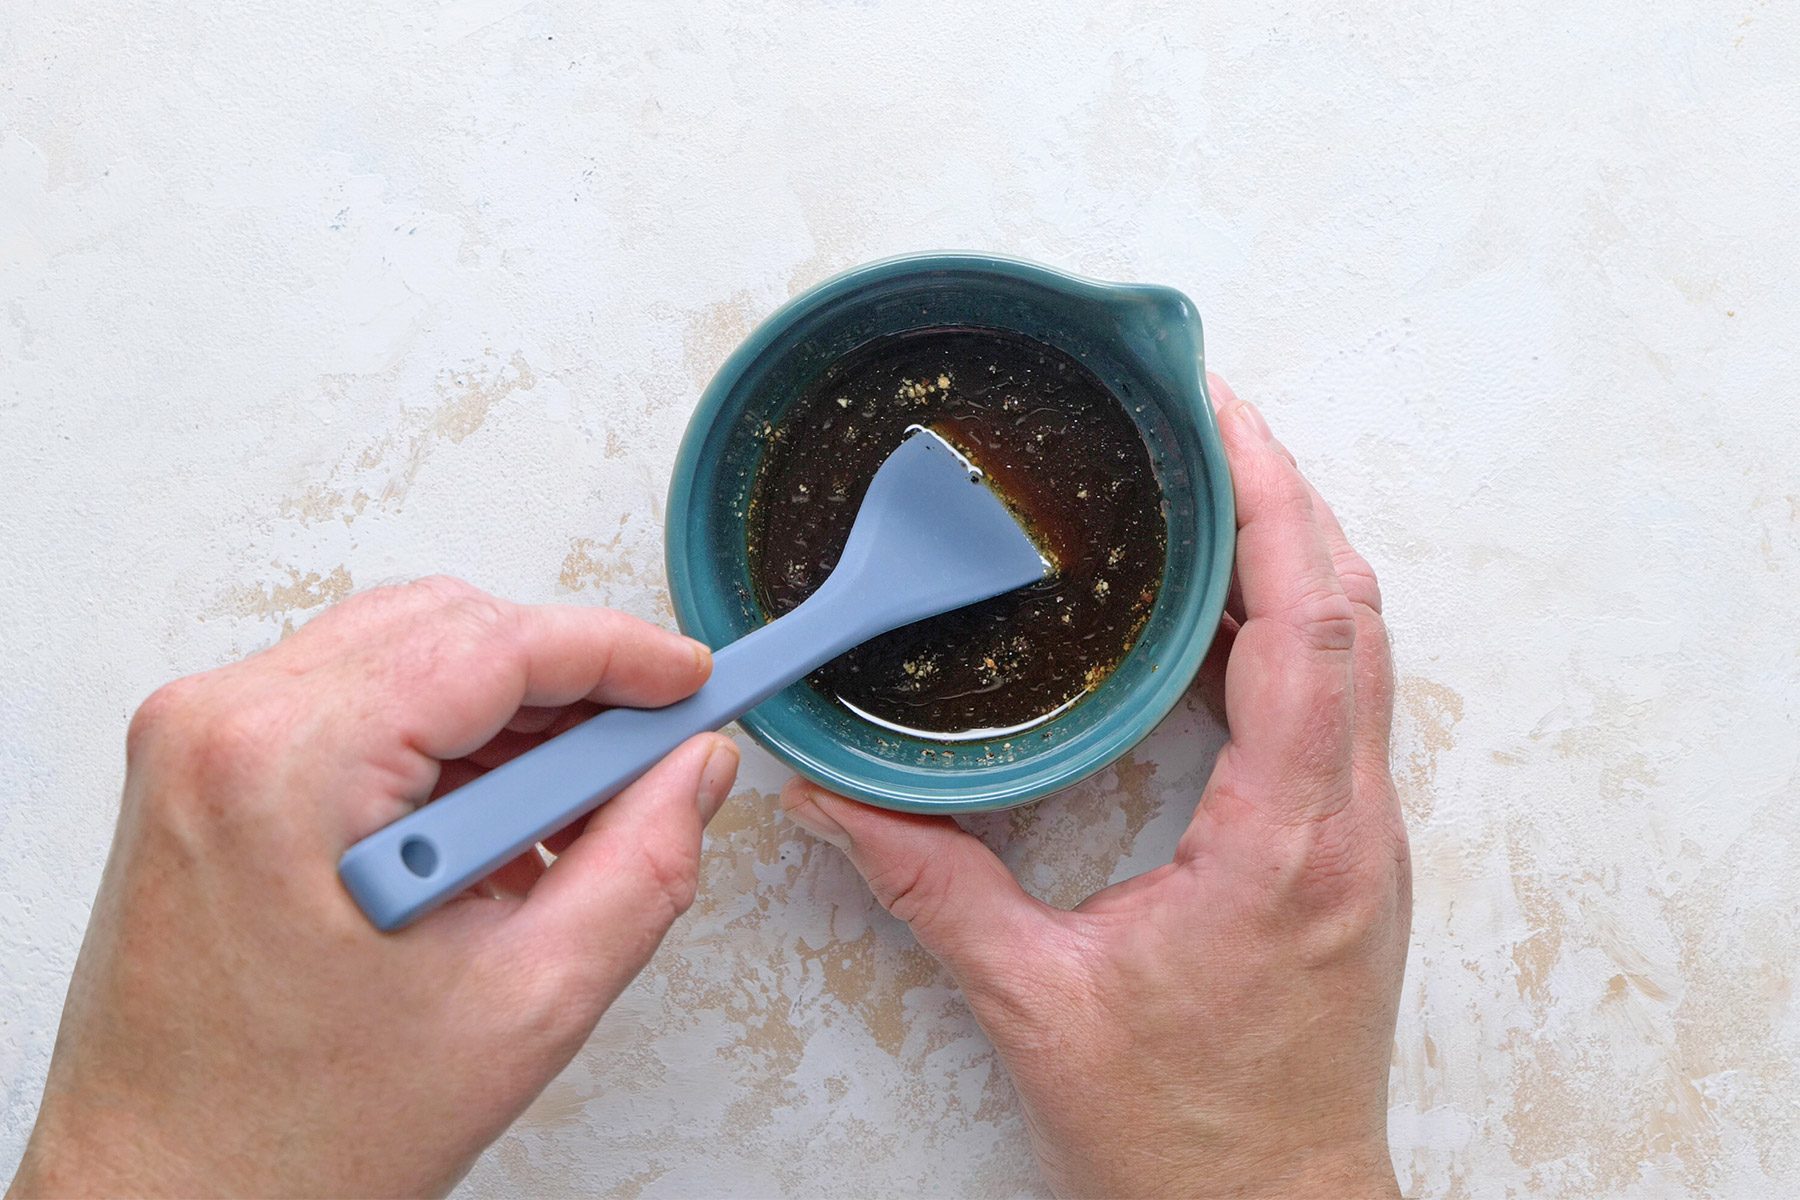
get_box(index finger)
[1207,376,1358,814]
[1303,478,1396,789]
[288,575,711,763]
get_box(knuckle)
[306,578,436,643]
[628,840,701,922]
[1273,809,1404,964]
[1297,816,1364,892]
[185,697,290,790]
[335,577,454,622]
[360,574,494,627]
[1285,583,1358,654]
[408,574,481,605]
[972,958,1125,1074]
[584,622,621,684]
[128,674,288,788]
[868,856,951,933]
[1332,548,1384,615]
[442,591,515,645]
[1308,879,1401,964]
[964,963,1060,1047]
[1256,461,1316,522]
[962,924,1084,1035]
[126,676,208,764]
[128,686,293,830]
[397,585,519,687]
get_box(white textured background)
[4,1,1798,1196]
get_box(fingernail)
[783,787,852,852]
[1232,401,1272,442]
[698,738,739,821]
[685,637,714,678]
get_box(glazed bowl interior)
[666,254,1234,813]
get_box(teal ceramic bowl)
[665,253,1234,813]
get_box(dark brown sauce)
[745,327,1166,740]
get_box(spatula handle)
[339,593,860,931]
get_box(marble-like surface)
[3,2,1797,1195]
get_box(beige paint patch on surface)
[1396,677,1464,824]
[558,517,675,623]
[218,563,355,621]
[558,524,630,593]
[271,351,539,530]
[4,2,1800,1197]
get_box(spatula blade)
[822,427,1049,631]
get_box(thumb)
[517,733,740,998]
[780,778,1052,982]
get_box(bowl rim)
[664,251,1236,812]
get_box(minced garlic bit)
[896,375,946,402]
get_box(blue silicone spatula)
[339,428,1048,930]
